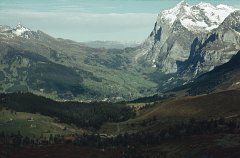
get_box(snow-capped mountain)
[161,1,237,32]
[12,23,32,38]
[135,1,240,78]
[0,23,33,39]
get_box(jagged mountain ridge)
[161,1,236,32]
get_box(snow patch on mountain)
[0,23,32,39]
[160,1,238,32]
[13,24,30,36]
[12,24,31,38]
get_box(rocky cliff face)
[181,10,240,77]
[135,1,239,78]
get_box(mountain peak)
[14,23,30,31]
[197,2,214,8]
[177,0,188,8]
[12,23,31,37]
[160,1,237,32]
[161,1,190,24]
[16,22,24,28]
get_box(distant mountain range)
[0,1,239,101]
[83,41,140,49]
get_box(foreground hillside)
[1,90,240,158]
[0,93,135,130]
[101,89,240,134]
[0,109,84,138]
[143,89,240,121]
[2,134,240,158]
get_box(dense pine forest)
[0,93,135,129]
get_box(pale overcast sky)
[0,0,239,42]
